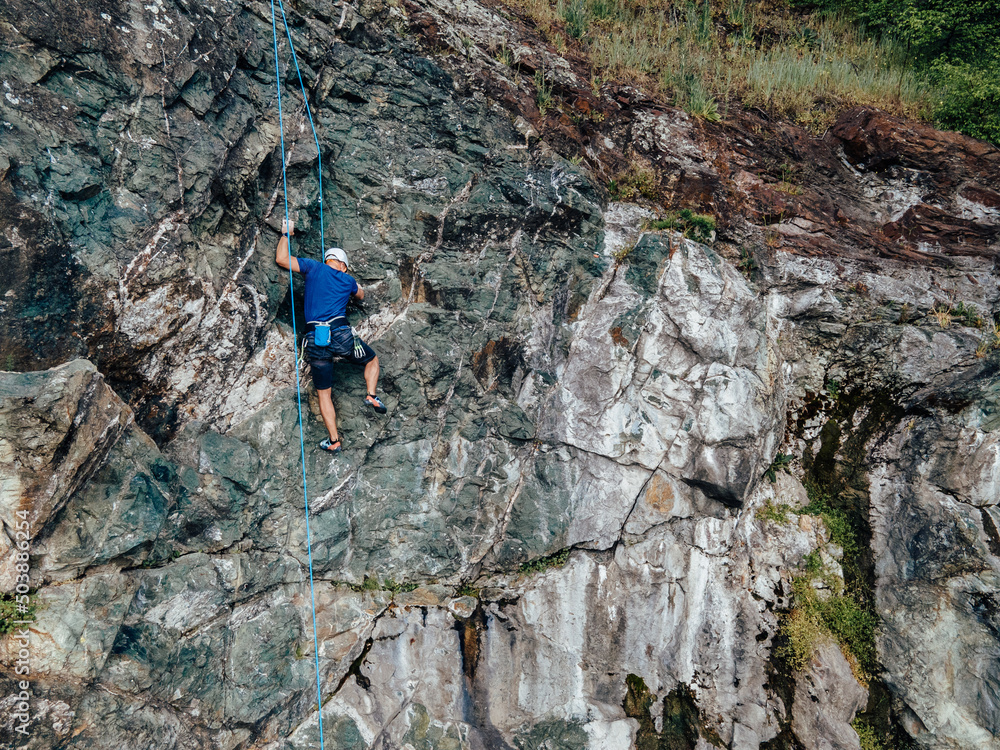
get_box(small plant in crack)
[952,301,984,328]
[765,453,794,483]
[737,246,758,279]
[756,499,794,524]
[535,68,554,115]
[612,241,636,264]
[0,593,38,635]
[981,322,1000,358]
[646,209,716,243]
[931,303,952,328]
[382,578,418,594]
[493,43,515,68]
[518,547,572,575]
[456,583,480,598]
[826,379,841,401]
[459,33,475,58]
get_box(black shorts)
[306,326,377,391]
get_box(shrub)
[930,60,1000,144]
[852,717,889,750]
[779,606,826,671]
[780,566,878,678]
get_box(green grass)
[535,68,554,114]
[503,0,935,130]
[559,0,591,39]
[494,43,516,67]
[740,19,933,128]
[805,0,1000,143]
[952,301,985,328]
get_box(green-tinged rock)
[33,428,173,576]
[514,719,589,750]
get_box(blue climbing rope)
[276,0,326,252]
[269,1,326,747]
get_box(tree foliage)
[803,0,1000,142]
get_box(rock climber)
[275,218,387,453]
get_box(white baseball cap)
[324,247,349,268]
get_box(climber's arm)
[353,285,365,301]
[275,218,301,273]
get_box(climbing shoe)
[319,438,342,453]
[365,394,387,414]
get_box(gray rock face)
[541,236,783,509]
[1,0,999,747]
[870,416,1000,750]
[792,639,868,750]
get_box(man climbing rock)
[276,218,387,453]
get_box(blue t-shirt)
[298,257,359,324]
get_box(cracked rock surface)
[1,0,999,748]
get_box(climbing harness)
[269,0,326,746]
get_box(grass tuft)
[647,208,716,242]
[535,68,554,114]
